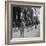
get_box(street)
[12,24,40,38]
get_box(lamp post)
[20,11,25,38]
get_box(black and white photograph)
[5,1,45,44]
[12,6,40,38]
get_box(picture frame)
[5,1,45,45]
